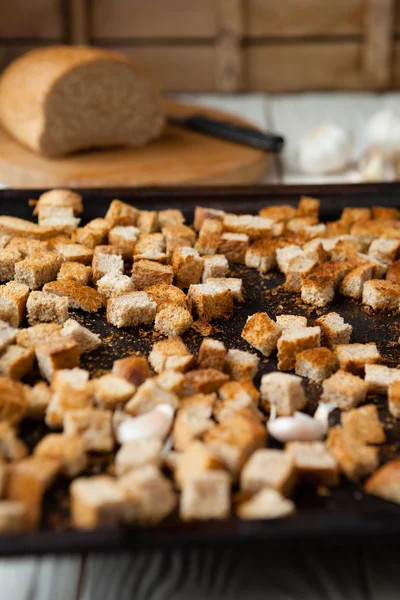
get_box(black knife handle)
[184,114,284,153]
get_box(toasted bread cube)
[218,232,250,264]
[162,224,196,254]
[16,323,62,349]
[322,370,367,410]
[64,408,113,452]
[0,501,27,533]
[0,422,27,461]
[220,379,259,403]
[57,261,92,286]
[368,238,400,265]
[363,279,400,311]
[339,264,373,299]
[112,355,152,387]
[335,343,381,375]
[364,364,400,394]
[173,393,215,451]
[277,327,320,371]
[298,196,320,217]
[149,337,194,373]
[303,239,329,264]
[301,275,335,308]
[245,239,282,274]
[94,374,135,409]
[155,369,185,395]
[72,218,110,248]
[188,282,233,321]
[327,426,378,481]
[108,225,140,258]
[134,232,167,263]
[295,347,338,383]
[137,210,159,234]
[23,382,51,420]
[180,470,230,521]
[61,319,101,354]
[70,475,132,529]
[35,337,80,381]
[0,248,21,282]
[27,291,68,325]
[174,441,223,488]
[241,449,296,496]
[342,404,385,444]
[38,205,80,233]
[144,283,187,313]
[96,272,135,299]
[34,433,87,476]
[286,441,339,486]
[55,242,93,266]
[124,378,178,416]
[154,305,193,337]
[15,251,62,290]
[0,345,34,380]
[92,245,124,283]
[195,218,223,255]
[0,377,27,425]
[0,320,17,352]
[276,315,307,331]
[115,439,162,476]
[33,188,83,216]
[204,411,266,478]
[389,380,400,418]
[107,291,156,328]
[313,312,352,349]
[105,199,139,227]
[193,206,225,231]
[223,214,272,240]
[386,259,400,284]
[205,277,244,303]
[341,207,371,224]
[286,216,318,234]
[330,238,363,261]
[259,204,297,221]
[372,206,400,220]
[6,456,60,529]
[197,338,226,370]
[201,254,228,283]
[237,488,295,520]
[42,280,105,313]
[131,260,173,290]
[224,348,259,380]
[242,312,282,356]
[183,369,229,396]
[260,372,306,415]
[120,465,176,524]
[276,245,304,274]
[0,281,30,327]
[350,252,387,278]
[284,256,317,293]
[46,367,92,427]
[6,237,46,256]
[365,458,400,503]
[214,381,259,423]
[171,247,203,288]
[157,209,185,228]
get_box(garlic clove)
[298,123,353,175]
[117,404,175,445]
[366,107,400,157]
[267,411,326,443]
[360,149,395,182]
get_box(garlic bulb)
[298,123,353,174]
[366,107,400,156]
[360,149,395,182]
[267,402,336,443]
[117,404,174,444]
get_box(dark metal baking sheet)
[1,183,400,556]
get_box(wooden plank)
[215,0,244,92]
[67,0,88,45]
[362,0,395,89]
[246,43,364,92]
[89,0,216,39]
[0,0,63,39]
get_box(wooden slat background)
[0,1,399,97]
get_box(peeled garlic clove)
[366,107,400,156]
[117,404,174,445]
[313,402,336,436]
[298,123,353,174]
[267,412,326,443]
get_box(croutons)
[342,404,386,445]
[301,262,352,308]
[134,233,167,263]
[276,314,307,331]
[295,347,338,383]
[108,225,140,258]
[57,261,92,286]
[313,312,352,349]
[339,264,373,299]
[174,441,223,488]
[96,273,135,299]
[276,245,304,274]
[33,189,83,216]
[195,218,223,255]
[106,291,156,328]
[193,206,225,231]
[321,370,367,410]
[388,381,400,418]
[224,348,259,380]
[112,355,152,387]
[60,319,101,354]
[197,338,226,370]
[92,245,124,283]
[277,327,320,371]
[34,433,87,476]
[55,243,94,265]
[94,374,136,409]
[154,305,193,337]
[188,282,233,321]
[16,322,62,348]
[172,247,204,288]
[105,199,139,227]
[26,291,69,325]
[0,248,21,281]
[182,369,229,396]
[115,438,162,476]
[72,218,110,248]
[245,239,281,274]
[298,196,320,218]
[173,393,215,450]
[162,224,196,254]
[35,337,80,381]
[327,425,378,481]
[364,364,400,394]
[217,232,249,264]
[237,488,295,520]
[0,281,30,327]
[241,312,282,356]
[0,377,27,425]
[223,214,272,239]
[286,441,339,486]
[386,259,400,284]
[365,458,400,504]
[70,475,131,529]
[158,209,185,228]
[0,319,17,352]
[335,343,381,375]
[137,210,159,234]
[43,280,105,313]
[149,337,194,373]
[15,251,62,289]
[124,378,178,416]
[0,345,34,380]
[368,238,400,265]
[240,449,296,496]
[64,408,113,452]
[46,367,92,428]
[37,206,80,233]
[201,254,229,282]
[0,501,27,533]
[205,277,244,303]
[362,279,400,311]
[131,260,173,290]
[260,372,306,415]
[144,283,187,312]
[0,422,27,462]
[23,382,51,420]
[284,256,317,293]
[180,470,231,521]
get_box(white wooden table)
[2,92,400,600]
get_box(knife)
[168,113,284,154]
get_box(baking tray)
[1,182,400,556]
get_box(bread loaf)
[0,46,165,157]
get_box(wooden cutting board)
[0,101,270,188]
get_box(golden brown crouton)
[0,422,28,461]
[193,206,225,231]
[286,441,339,486]
[241,449,296,496]
[43,280,105,312]
[174,441,223,488]
[242,312,281,356]
[26,291,69,325]
[182,369,229,396]
[16,323,62,348]
[35,337,80,381]
[108,225,140,258]
[131,260,173,290]
[72,218,110,248]
[115,439,162,476]
[93,374,136,409]
[64,408,114,453]
[0,281,30,327]
[23,382,52,420]
[15,251,62,290]
[365,458,400,504]
[124,378,178,416]
[218,232,249,264]
[180,469,231,521]
[34,433,87,476]
[327,426,378,482]
[277,327,320,371]
[334,343,381,375]
[0,345,35,380]
[313,312,352,348]
[321,370,367,410]
[224,349,259,380]
[172,247,204,288]
[260,372,306,416]
[61,319,101,354]
[195,218,223,255]
[342,404,386,445]
[57,261,92,286]
[295,347,338,383]
[172,393,216,451]
[105,199,139,227]
[107,291,157,328]
[112,355,152,387]
[187,283,233,321]
[197,338,226,370]
[162,224,196,254]
[154,305,193,337]
[0,377,27,425]
[149,336,194,373]
[237,488,295,520]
